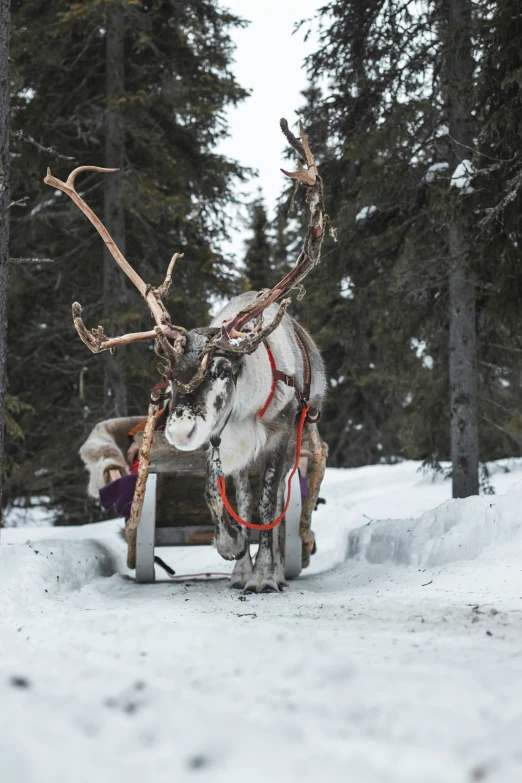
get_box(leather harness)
[258,328,313,418]
[212,326,317,531]
[142,326,318,442]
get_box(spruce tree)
[446,0,479,497]
[103,0,128,418]
[5,0,247,523]
[0,0,9,521]
[243,198,275,292]
[297,0,522,483]
[299,2,451,469]
[472,0,522,459]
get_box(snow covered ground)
[1,460,522,783]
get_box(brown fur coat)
[79,416,144,498]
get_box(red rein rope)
[217,405,309,531]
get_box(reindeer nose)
[166,412,197,448]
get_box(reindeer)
[44,120,331,593]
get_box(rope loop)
[217,405,309,531]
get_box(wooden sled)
[131,432,318,583]
[81,409,328,585]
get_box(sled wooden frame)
[132,455,304,584]
[125,421,328,584]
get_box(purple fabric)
[99,468,308,521]
[299,469,308,502]
[99,473,138,521]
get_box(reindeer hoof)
[230,571,251,590]
[243,577,281,594]
[229,552,253,588]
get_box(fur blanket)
[79,416,144,498]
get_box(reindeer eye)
[215,360,232,380]
[220,364,231,379]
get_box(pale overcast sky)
[217,0,322,252]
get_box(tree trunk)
[0,0,10,522]
[103,1,127,418]
[447,0,478,498]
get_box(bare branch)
[480,415,522,447]
[8,196,30,209]
[9,257,54,264]
[483,342,522,355]
[11,130,75,161]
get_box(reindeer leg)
[244,443,286,594]
[206,457,249,562]
[300,423,328,568]
[229,468,253,589]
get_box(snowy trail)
[1,462,522,783]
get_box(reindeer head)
[164,330,243,451]
[45,120,332,451]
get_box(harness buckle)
[211,446,223,473]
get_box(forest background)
[2,0,522,524]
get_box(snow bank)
[0,537,122,612]
[2,463,522,783]
[347,480,522,568]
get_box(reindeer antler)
[45,121,332,394]
[169,119,334,394]
[44,166,186,366]
[214,119,332,344]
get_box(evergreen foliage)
[6,0,247,522]
[4,0,522,523]
[0,0,10,517]
[472,0,522,457]
[297,0,522,470]
[243,199,274,292]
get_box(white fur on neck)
[213,343,295,475]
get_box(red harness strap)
[258,339,310,417]
[217,404,309,531]
[217,331,312,530]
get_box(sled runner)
[80,416,323,584]
[132,432,311,583]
